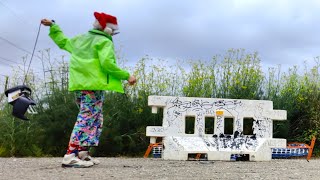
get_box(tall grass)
[0,48,319,157]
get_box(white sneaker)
[62,153,94,168]
[78,151,100,165]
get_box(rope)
[23,23,42,84]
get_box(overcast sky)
[1,0,320,83]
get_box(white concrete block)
[146,96,287,161]
[151,106,158,114]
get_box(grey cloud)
[1,0,320,76]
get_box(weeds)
[0,48,319,156]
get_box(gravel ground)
[0,157,319,180]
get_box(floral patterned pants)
[66,90,104,154]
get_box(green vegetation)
[0,49,319,157]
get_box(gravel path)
[0,157,318,180]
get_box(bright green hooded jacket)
[49,24,129,93]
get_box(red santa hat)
[94,12,119,32]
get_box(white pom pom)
[93,20,102,30]
[104,27,113,35]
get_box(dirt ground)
[0,157,318,180]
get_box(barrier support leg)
[307,136,316,161]
[144,137,158,158]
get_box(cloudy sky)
[0,0,320,82]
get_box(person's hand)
[128,75,136,85]
[41,19,53,26]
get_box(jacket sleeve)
[97,40,130,80]
[49,24,72,53]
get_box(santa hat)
[94,12,119,34]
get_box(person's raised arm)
[41,19,72,53]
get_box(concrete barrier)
[146,96,287,161]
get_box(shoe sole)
[81,158,100,165]
[61,164,93,168]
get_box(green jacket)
[49,24,129,93]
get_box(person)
[41,12,136,168]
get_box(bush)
[0,49,319,157]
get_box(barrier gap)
[188,153,208,161]
[224,117,234,135]
[205,116,215,134]
[153,107,163,126]
[185,116,195,134]
[230,154,250,161]
[243,117,254,135]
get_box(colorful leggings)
[66,90,104,154]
